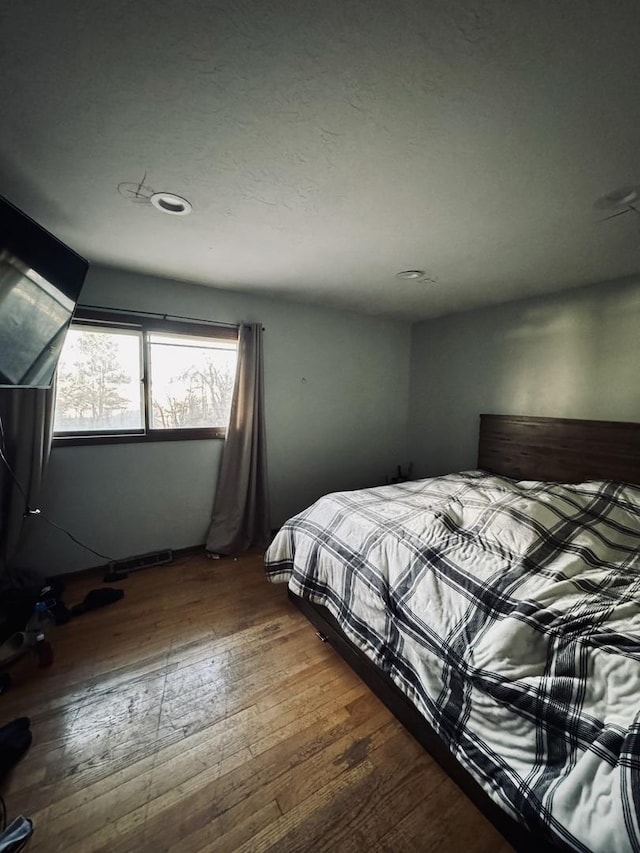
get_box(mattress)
[264,471,640,853]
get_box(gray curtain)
[0,384,56,574]
[205,323,270,556]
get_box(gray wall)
[408,276,640,477]
[15,266,411,574]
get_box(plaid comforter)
[264,471,640,853]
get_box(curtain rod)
[77,303,261,331]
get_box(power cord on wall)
[0,412,114,568]
[25,510,114,562]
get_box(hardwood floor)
[1,551,513,852]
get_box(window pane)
[54,327,143,432]
[148,333,237,430]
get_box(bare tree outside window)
[55,328,143,431]
[149,334,236,430]
[53,319,237,440]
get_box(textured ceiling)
[1,0,640,320]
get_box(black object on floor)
[0,592,35,647]
[103,570,129,583]
[0,718,30,740]
[0,635,28,670]
[70,588,124,617]
[0,718,32,783]
[47,599,71,626]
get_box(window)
[54,309,238,444]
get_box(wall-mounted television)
[0,195,88,389]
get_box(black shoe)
[0,728,32,782]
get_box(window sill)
[53,428,227,447]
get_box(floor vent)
[108,549,174,574]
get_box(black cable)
[0,412,115,564]
[0,445,30,507]
[0,411,28,505]
[0,419,33,579]
[33,513,113,562]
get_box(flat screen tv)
[0,195,88,389]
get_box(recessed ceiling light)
[395,270,425,280]
[150,192,192,216]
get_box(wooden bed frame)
[288,414,640,853]
[478,413,640,484]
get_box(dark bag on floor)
[0,591,36,646]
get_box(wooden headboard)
[478,414,640,484]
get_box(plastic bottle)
[25,602,54,668]
[25,602,52,639]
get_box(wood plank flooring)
[1,550,513,852]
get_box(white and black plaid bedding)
[264,471,640,853]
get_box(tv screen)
[0,195,88,389]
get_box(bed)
[264,414,640,852]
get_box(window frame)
[53,308,238,447]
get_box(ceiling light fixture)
[594,184,640,223]
[594,185,640,210]
[150,192,192,216]
[395,270,425,280]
